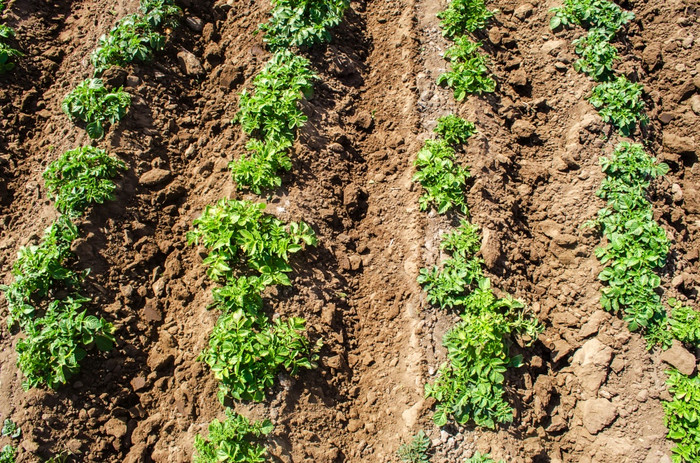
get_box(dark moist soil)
[0,0,698,462]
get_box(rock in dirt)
[177,50,205,76]
[511,119,536,140]
[139,169,172,188]
[219,64,244,90]
[104,417,128,439]
[572,339,613,397]
[663,132,696,155]
[101,67,127,88]
[130,376,147,392]
[642,43,662,70]
[659,341,696,376]
[578,311,610,339]
[514,3,534,20]
[689,95,700,115]
[542,40,566,56]
[581,398,617,434]
[480,228,502,268]
[185,16,204,32]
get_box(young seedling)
[193,409,273,463]
[261,0,350,50]
[397,430,431,463]
[589,75,647,135]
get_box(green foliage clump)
[589,75,647,136]
[62,78,131,139]
[1,420,20,439]
[425,279,539,428]
[465,452,504,463]
[0,22,22,74]
[413,139,470,214]
[573,28,618,80]
[0,445,14,463]
[437,0,493,38]
[193,409,273,463]
[434,114,476,145]
[91,0,181,75]
[261,0,349,50]
[1,217,81,327]
[17,295,114,390]
[43,146,126,217]
[438,37,495,99]
[669,299,700,347]
[663,370,700,463]
[420,222,541,428]
[397,430,431,463]
[550,0,634,34]
[231,51,317,193]
[591,142,669,335]
[187,199,317,285]
[201,309,318,403]
[418,220,483,309]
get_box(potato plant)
[0,22,21,74]
[438,37,495,99]
[664,370,700,463]
[193,409,273,463]
[434,114,476,145]
[91,0,181,76]
[261,0,349,51]
[572,28,618,81]
[413,139,471,214]
[589,75,647,136]
[397,430,431,463]
[62,78,131,139]
[550,0,634,34]
[43,146,126,217]
[437,0,493,38]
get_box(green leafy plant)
[16,295,114,389]
[591,143,669,335]
[589,75,647,136]
[193,409,273,463]
[438,37,495,99]
[425,278,540,428]
[261,0,349,50]
[437,0,493,38]
[572,28,618,80]
[43,146,126,217]
[663,370,700,463]
[0,24,22,74]
[550,0,634,33]
[139,0,181,28]
[187,199,317,285]
[418,221,483,309]
[397,430,431,463]
[200,309,318,403]
[231,51,317,193]
[1,217,82,327]
[0,445,14,463]
[413,139,470,214]
[465,452,504,463]
[434,114,476,145]
[62,78,131,139]
[669,299,700,347]
[1,420,20,439]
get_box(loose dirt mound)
[0,0,698,462]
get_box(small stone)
[642,43,662,70]
[185,16,204,32]
[126,75,140,87]
[542,40,566,55]
[514,3,534,20]
[546,414,568,432]
[658,112,675,124]
[659,341,697,376]
[104,418,128,439]
[581,398,617,434]
[139,168,172,187]
[663,132,696,154]
[672,183,683,203]
[690,95,700,115]
[552,339,574,362]
[636,389,649,402]
[131,376,147,392]
[177,50,205,76]
[579,311,609,339]
[511,119,536,139]
[510,69,529,88]
[347,419,362,432]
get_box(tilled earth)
[0,0,698,462]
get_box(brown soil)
[0,0,698,462]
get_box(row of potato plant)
[191,2,349,461]
[2,0,181,391]
[1,147,125,390]
[551,1,700,461]
[414,5,539,461]
[415,117,540,432]
[0,1,21,74]
[62,0,181,140]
